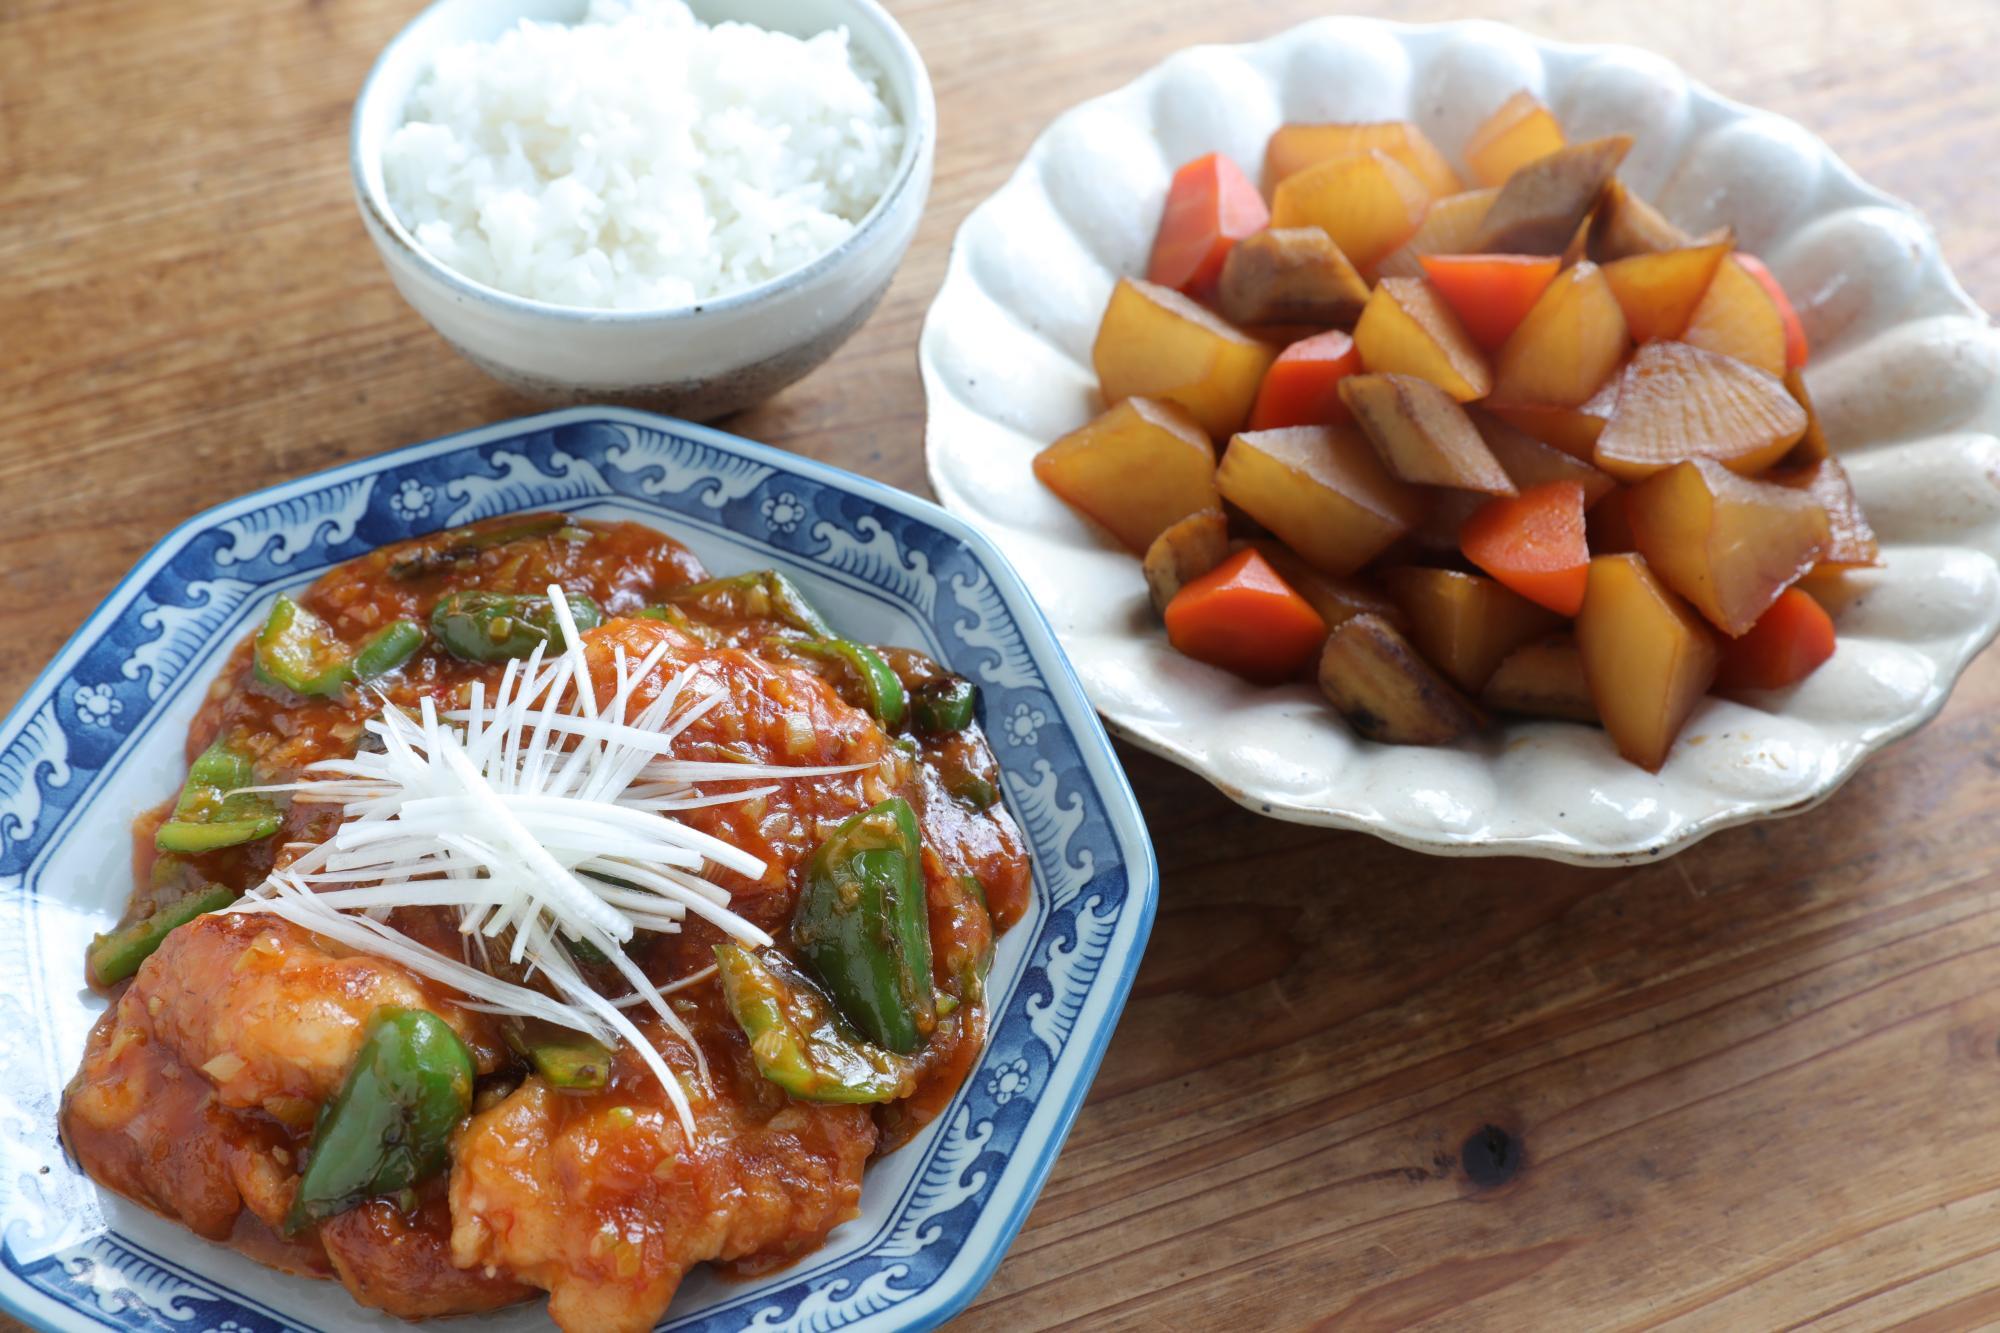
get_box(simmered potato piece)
[1318,613,1488,745]
[1374,188,1498,279]
[1217,227,1372,329]
[1383,566,1565,693]
[1271,151,1432,272]
[1481,633,1597,722]
[1263,121,1462,199]
[1681,255,1788,377]
[1592,340,1807,482]
[1576,554,1719,770]
[1465,91,1567,189]
[1247,539,1409,631]
[1602,237,1733,343]
[1590,179,1692,261]
[1471,409,1618,506]
[1352,277,1492,402]
[1034,397,1220,552]
[1772,458,1879,569]
[1340,373,1514,494]
[1781,366,1831,466]
[1093,278,1276,440]
[1490,261,1630,407]
[1474,135,1632,255]
[1627,458,1830,636]
[1143,509,1230,614]
[1216,425,1428,575]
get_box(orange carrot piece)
[1247,329,1362,430]
[1459,480,1590,615]
[1164,547,1329,683]
[1418,253,1562,351]
[1147,153,1270,302]
[1715,587,1835,690]
[1736,254,1809,369]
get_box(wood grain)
[5,0,2000,1327]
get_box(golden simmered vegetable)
[1625,458,1830,636]
[1034,96,1864,772]
[1217,227,1372,329]
[1092,277,1275,439]
[1318,613,1488,745]
[1035,396,1219,552]
[1341,373,1514,495]
[1576,553,1721,770]
[1216,425,1427,575]
[1592,340,1807,482]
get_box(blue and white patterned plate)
[0,407,1157,1333]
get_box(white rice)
[381,0,904,310]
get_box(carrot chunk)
[1147,153,1270,302]
[1459,480,1590,615]
[1418,253,1561,351]
[1247,330,1362,430]
[1735,254,1809,369]
[1164,547,1329,683]
[1714,587,1836,690]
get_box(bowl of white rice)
[350,0,932,419]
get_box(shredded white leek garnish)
[231,585,861,1139]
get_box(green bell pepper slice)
[431,589,603,662]
[661,571,832,637]
[253,596,353,696]
[715,945,912,1103]
[782,638,908,729]
[86,884,237,988]
[791,797,935,1054]
[289,1007,474,1231]
[510,1018,613,1092]
[155,740,282,853]
[910,675,979,735]
[387,513,577,580]
[351,620,425,681]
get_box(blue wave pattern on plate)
[0,410,1152,1333]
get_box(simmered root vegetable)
[1034,396,1219,552]
[1465,91,1567,189]
[1143,509,1231,613]
[1681,254,1789,377]
[1248,329,1361,430]
[1353,277,1492,402]
[1384,566,1565,693]
[1602,237,1732,343]
[1165,548,1327,683]
[1474,135,1632,254]
[1577,554,1721,770]
[1263,121,1462,199]
[1271,150,1432,272]
[1374,188,1500,279]
[1093,277,1276,439]
[1148,152,1270,302]
[1593,340,1807,482]
[1216,425,1427,575]
[1318,614,1488,745]
[1341,373,1514,494]
[1218,227,1372,329]
[1482,634,1597,721]
[1715,587,1837,691]
[1036,98,1870,769]
[1490,260,1629,406]
[1626,459,1830,636]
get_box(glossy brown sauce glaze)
[61,516,1031,1332]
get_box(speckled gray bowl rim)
[347,0,937,325]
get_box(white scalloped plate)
[920,17,2000,864]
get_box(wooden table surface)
[7,0,2000,1327]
